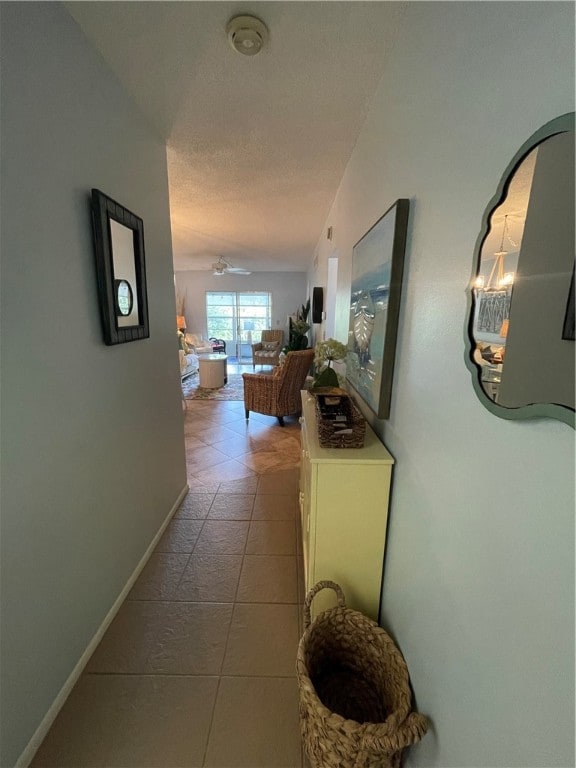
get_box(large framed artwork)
[562,262,575,341]
[91,189,150,345]
[475,289,511,341]
[346,199,410,419]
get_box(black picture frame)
[562,263,575,341]
[345,199,410,419]
[91,189,150,345]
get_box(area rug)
[182,372,245,401]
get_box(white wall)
[312,3,574,766]
[174,270,308,343]
[0,5,187,766]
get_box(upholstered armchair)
[209,337,226,353]
[243,348,315,426]
[251,330,284,369]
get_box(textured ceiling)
[66,2,405,272]
[481,147,537,261]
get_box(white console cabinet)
[298,391,394,620]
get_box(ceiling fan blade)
[210,257,251,275]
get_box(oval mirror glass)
[466,113,575,427]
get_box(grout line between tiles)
[233,599,299,605]
[171,516,209,594]
[201,671,223,767]
[84,672,222,679]
[233,552,297,557]
[84,670,302,679]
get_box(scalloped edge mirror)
[465,112,575,428]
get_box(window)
[206,292,272,361]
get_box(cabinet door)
[299,429,312,592]
[313,462,391,621]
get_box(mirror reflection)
[110,219,139,328]
[470,120,575,421]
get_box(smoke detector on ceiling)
[226,15,269,56]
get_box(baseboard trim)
[15,483,189,768]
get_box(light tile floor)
[32,378,307,768]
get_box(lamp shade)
[176,315,186,330]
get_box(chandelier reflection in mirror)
[467,113,575,427]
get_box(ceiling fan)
[211,256,252,276]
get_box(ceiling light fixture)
[226,15,269,57]
[475,215,517,292]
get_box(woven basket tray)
[297,581,428,768]
[313,390,366,449]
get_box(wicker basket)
[313,390,366,449]
[297,582,428,768]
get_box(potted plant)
[283,299,311,353]
[312,338,347,389]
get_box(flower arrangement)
[312,338,347,389]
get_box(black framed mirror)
[91,189,150,345]
[465,113,575,427]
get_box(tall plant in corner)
[284,298,311,352]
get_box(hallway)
[31,394,306,767]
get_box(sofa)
[185,334,227,356]
[185,334,214,355]
[179,350,199,380]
